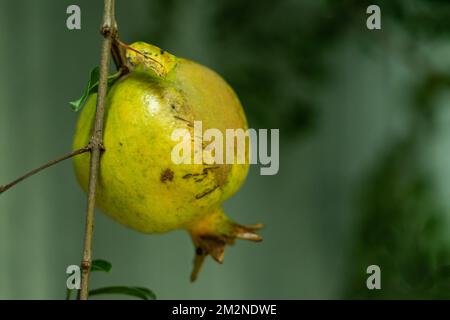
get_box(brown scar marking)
[174,115,193,127]
[203,166,220,172]
[182,166,220,180]
[195,185,219,199]
[160,168,174,182]
[183,173,199,179]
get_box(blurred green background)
[1,0,450,299]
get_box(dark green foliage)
[346,73,450,299]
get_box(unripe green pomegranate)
[73,42,262,281]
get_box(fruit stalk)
[78,0,117,300]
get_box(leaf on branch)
[69,67,99,112]
[89,286,157,300]
[69,66,121,112]
[91,259,113,272]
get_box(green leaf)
[69,67,100,112]
[91,259,112,272]
[89,286,156,300]
[69,67,121,112]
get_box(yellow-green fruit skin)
[72,54,249,234]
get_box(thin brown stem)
[0,146,91,195]
[109,0,126,71]
[78,0,116,300]
[111,38,128,72]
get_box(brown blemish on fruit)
[212,165,230,187]
[195,185,219,199]
[204,166,220,172]
[160,168,174,182]
[182,166,220,181]
[173,115,193,127]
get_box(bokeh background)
[1,0,450,299]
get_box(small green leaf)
[70,67,100,112]
[69,67,121,112]
[91,259,112,272]
[89,286,156,300]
